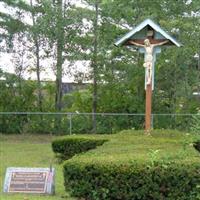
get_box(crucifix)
[129,37,168,86]
[114,19,181,133]
[128,32,168,132]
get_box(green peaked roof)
[115,19,181,47]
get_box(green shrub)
[63,161,200,200]
[70,115,92,134]
[52,137,107,160]
[0,115,29,134]
[190,113,200,133]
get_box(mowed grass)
[63,130,200,165]
[0,134,76,200]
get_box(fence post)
[151,114,154,130]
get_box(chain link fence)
[0,112,199,134]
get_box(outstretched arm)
[152,40,169,47]
[129,40,144,47]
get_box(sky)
[0,0,91,82]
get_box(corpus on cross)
[128,37,168,86]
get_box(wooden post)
[145,83,152,132]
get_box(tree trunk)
[54,0,64,133]
[91,0,99,134]
[197,51,200,101]
[55,0,64,112]
[30,0,43,112]
[35,39,43,112]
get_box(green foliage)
[61,130,200,200]
[70,115,92,134]
[0,0,200,134]
[64,88,145,133]
[190,112,200,133]
[64,162,200,200]
[0,72,60,134]
[52,137,107,160]
[0,72,38,134]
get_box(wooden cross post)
[128,35,169,133]
[145,80,152,132]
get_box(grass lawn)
[62,129,200,165]
[0,134,76,200]
[0,130,199,200]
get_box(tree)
[91,0,99,133]
[0,0,200,133]
[55,0,64,112]
[30,0,43,112]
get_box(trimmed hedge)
[63,161,200,200]
[52,137,107,160]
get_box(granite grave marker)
[3,167,55,195]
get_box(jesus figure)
[130,39,168,85]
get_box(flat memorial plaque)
[3,167,55,195]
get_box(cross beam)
[126,39,170,45]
